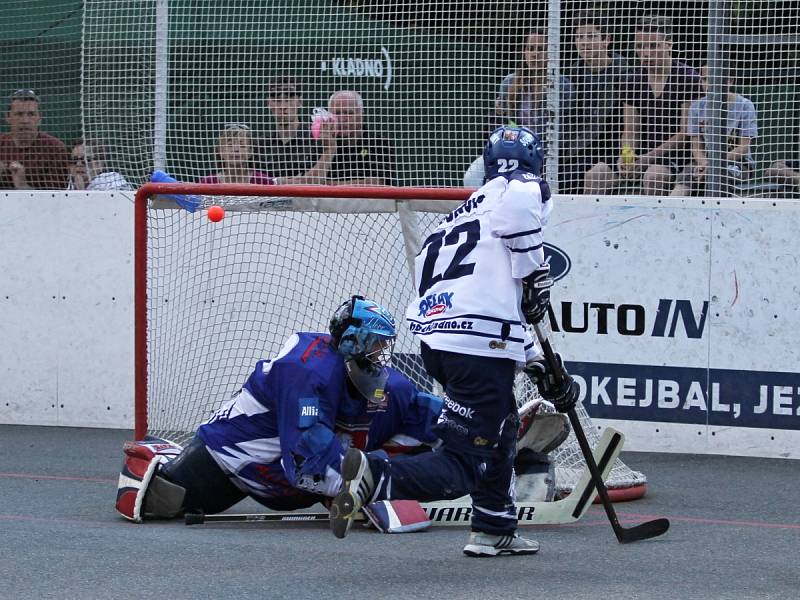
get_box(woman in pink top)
[200,124,274,185]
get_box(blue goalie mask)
[483,126,544,181]
[329,296,397,410]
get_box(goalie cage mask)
[483,126,544,181]
[329,295,397,410]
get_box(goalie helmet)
[483,126,544,181]
[329,296,397,409]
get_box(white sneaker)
[463,531,540,557]
[330,448,375,539]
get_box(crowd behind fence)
[1,0,798,196]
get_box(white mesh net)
[139,188,645,496]
[77,1,800,198]
[1,3,797,196]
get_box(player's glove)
[521,262,553,325]
[524,354,579,414]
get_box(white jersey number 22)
[418,219,480,296]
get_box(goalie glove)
[524,354,579,414]
[521,262,553,325]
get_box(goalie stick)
[530,321,670,544]
[185,425,624,527]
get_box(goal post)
[133,183,646,500]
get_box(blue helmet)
[329,296,397,408]
[483,126,544,181]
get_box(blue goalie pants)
[367,343,519,535]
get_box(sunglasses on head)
[224,122,251,131]
[10,88,40,102]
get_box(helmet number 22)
[418,220,480,296]
[497,158,519,173]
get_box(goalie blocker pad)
[517,399,570,454]
[115,437,183,523]
[363,500,431,533]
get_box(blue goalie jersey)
[196,332,441,501]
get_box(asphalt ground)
[1,424,798,600]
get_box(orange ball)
[207,205,225,222]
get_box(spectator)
[764,160,800,190]
[258,76,320,178]
[0,89,69,189]
[200,124,273,184]
[562,10,631,194]
[672,66,757,196]
[618,15,703,195]
[326,90,396,186]
[496,30,573,154]
[202,121,336,186]
[68,138,132,190]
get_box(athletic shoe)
[463,531,540,557]
[330,448,375,539]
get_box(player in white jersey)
[330,126,580,556]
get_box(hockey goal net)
[134,182,646,500]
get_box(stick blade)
[618,518,670,544]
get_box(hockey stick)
[530,321,670,544]
[185,512,332,525]
[184,425,625,527]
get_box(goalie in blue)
[116,296,443,524]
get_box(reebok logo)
[444,397,474,419]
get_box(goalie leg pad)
[158,436,247,514]
[142,473,186,519]
[513,449,556,503]
[116,438,183,523]
[363,500,431,533]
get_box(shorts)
[675,161,753,194]
[645,156,685,175]
[560,147,618,193]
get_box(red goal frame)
[133,183,470,439]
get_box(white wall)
[547,195,800,459]
[1,190,798,459]
[0,190,135,429]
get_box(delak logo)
[320,47,393,90]
[418,292,454,317]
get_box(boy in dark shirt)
[618,15,703,195]
[563,10,631,194]
[258,76,320,179]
